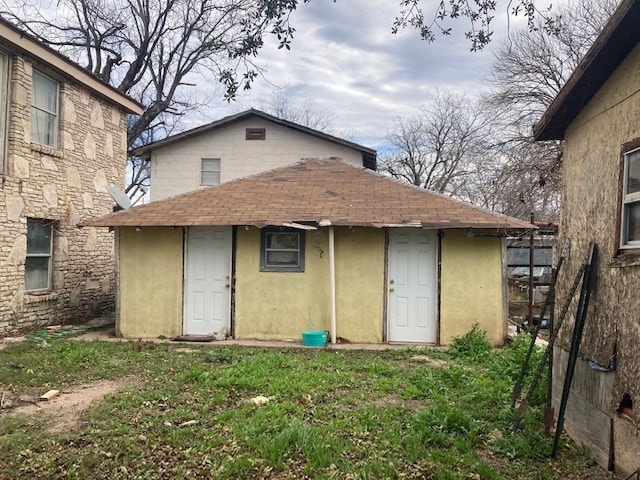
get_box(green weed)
[0,340,602,479]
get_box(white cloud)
[195,0,535,147]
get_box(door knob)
[389,288,394,292]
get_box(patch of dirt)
[373,394,425,412]
[2,377,138,432]
[410,355,449,367]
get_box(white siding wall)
[150,118,365,201]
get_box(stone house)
[0,19,143,333]
[131,108,376,201]
[534,0,640,475]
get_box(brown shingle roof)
[82,158,533,229]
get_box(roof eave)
[82,218,534,230]
[534,0,640,141]
[0,19,143,115]
[130,109,376,159]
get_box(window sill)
[260,268,305,273]
[610,251,640,268]
[30,143,63,158]
[24,291,59,304]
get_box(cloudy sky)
[201,0,527,148]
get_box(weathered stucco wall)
[234,226,330,340]
[0,52,128,333]
[561,40,640,406]
[440,230,504,345]
[334,228,385,343]
[117,227,183,338]
[234,226,384,342]
[557,40,640,474]
[150,118,365,201]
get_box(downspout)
[320,220,337,344]
[329,226,337,345]
[114,227,121,337]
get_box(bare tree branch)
[1,0,304,198]
[380,89,490,195]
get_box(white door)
[185,226,232,335]
[387,229,438,343]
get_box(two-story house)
[131,108,377,201]
[0,18,143,333]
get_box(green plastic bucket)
[302,330,328,347]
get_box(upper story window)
[621,147,640,248]
[0,52,7,174]
[260,227,305,272]
[246,128,266,140]
[31,71,59,148]
[201,158,221,185]
[25,218,53,292]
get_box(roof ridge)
[131,109,376,157]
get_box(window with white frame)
[201,158,221,185]
[260,228,305,272]
[25,218,53,291]
[0,52,8,173]
[31,71,59,147]
[621,148,640,248]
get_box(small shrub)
[448,324,492,362]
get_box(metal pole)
[528,212,535,329]
[552,243,597,457]
[328,226,337,345]
[513,260,586,430]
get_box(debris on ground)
[410,355,449,367]
[39,390,60,401]
[178,420,199,427]
[26,326,91,347]
[213,327,229,341]
[248,395,273,406]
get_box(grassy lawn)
[0,330,606,479]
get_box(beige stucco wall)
[150,117,365,201]
[0,51,129,333]
[117,227,183,338]
[334,228,385,343]
[440,230,504,345]
[234,226,384,342]
[555,40,640,475]
[561,40,640,397]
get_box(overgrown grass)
[0,331,601,479]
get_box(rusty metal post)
[528,212,535,329]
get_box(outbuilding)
[83,158,531,345]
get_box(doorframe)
[182,226,233,336]
[385,227,440,344]
[382,228,389,343]
[181,227,187,335]
[436,229,443,346]
[229,226,237,339]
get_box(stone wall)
[0,51,128,333]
